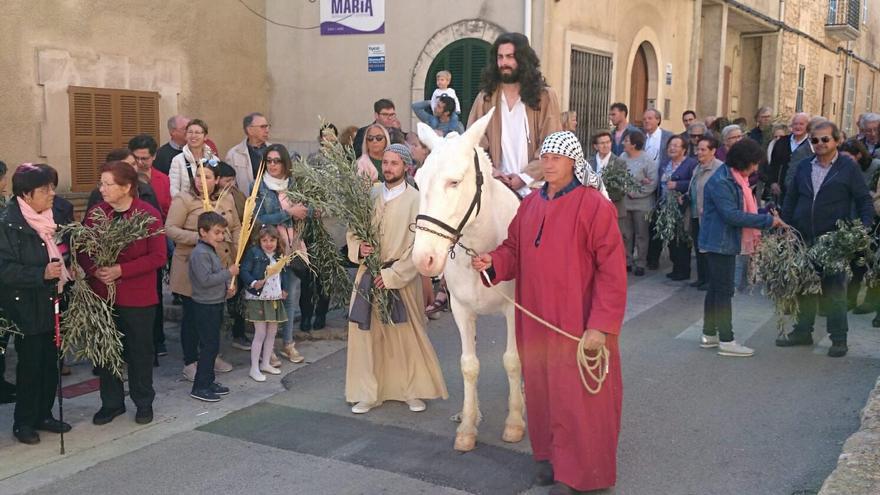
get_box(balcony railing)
[826,0,861,41]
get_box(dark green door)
[424,38,491,125]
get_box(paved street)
[2,266,880,494]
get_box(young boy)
[188,211,240,402]
[430,70,460,114]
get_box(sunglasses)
[366,135,386,142]
[810,136,833,144]
[689,134,704,139]
[266,158,284,164]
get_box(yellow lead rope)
[479,270,609,394]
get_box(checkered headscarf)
[539,131,607,196]
[384,143,413,167]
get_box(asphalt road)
[24,268,880,495]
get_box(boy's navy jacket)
[240,245,289,296]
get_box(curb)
[818,375,880,495]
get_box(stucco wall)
[0,0,267,192]
[539,0,695,134]
[265,0,523,154]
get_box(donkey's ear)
[417,123,443,151]
[461,107,494,150]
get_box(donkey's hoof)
[454,432,477,452]
[502,424,525,443]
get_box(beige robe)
[344,184,448,404]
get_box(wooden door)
[630,45,648,127]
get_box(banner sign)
[320,0,385,35]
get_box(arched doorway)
[424,38,491,125]
[630,44,649,128]
[410,20,506,130]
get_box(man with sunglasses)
[226,112,272,192]
[777,121,873,358]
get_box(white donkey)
[411,109,525,452]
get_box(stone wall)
[0,0,268,192]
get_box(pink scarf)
[731,170,760,255]
[16,197,72,291]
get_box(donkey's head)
[412,108,495,277]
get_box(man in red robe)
[472,131,627,494]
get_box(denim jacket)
[698,165,773,255]
[239,245,289,296]
[411,101,464,136]
[254,179,313,228]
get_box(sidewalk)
[0,303,348,495]
[819,375,880,495]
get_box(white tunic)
[382,181,406,202]
[500,92,532,196]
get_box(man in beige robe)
[468,32,561,196]
[345,144,448,414]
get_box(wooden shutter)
[68,86,160,192]
[424,38,492,125]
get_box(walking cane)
[51,258,65,455]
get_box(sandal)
[425,290,448,315]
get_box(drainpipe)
[524,0,532,40]
[841,40,851,131]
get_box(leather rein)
[410,150,483,259]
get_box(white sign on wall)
[368,44,386,72]
[320,0,385,36]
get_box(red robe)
[486,183,627,491]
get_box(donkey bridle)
[410,150,483,259]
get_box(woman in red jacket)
[80,161,167,426]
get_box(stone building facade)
[0,0,878,195]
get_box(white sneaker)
[700,334,720,348]
[718,341,754,357]
[351,401,381,414]
[182,363,196,382]
[260,364,281,375]
[406,399,426,412]
[249,369,266,382]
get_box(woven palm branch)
[286,143,392,322]
[649,191,690,244]
[749,228,822,332]
[55,208,162,378]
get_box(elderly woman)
[81,161,167,426]
[838,139,880,314]
[256,144,309,363]
[169,119,217,197]
[699,140,785,357]
[356,123,391,182]
[0,164,73,444]
[655,135,697,280]
[620,130,657,276]
[716,124,744,163]
[166,163,241,380]
[688,136,723,290]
